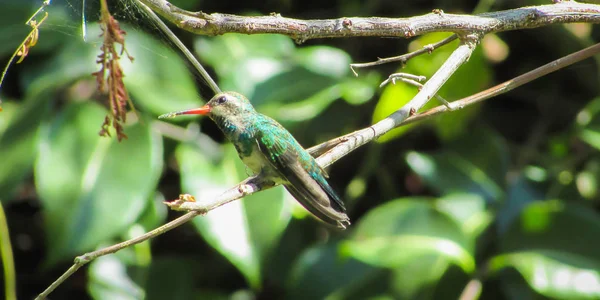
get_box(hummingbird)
[160,92,350,229]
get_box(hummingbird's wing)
[255,127,350,229]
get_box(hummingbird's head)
[158,91,256,120]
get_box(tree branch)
[136,0,600,42]
[350,34,458,75]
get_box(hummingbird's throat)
[158,104,211,119]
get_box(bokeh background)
[1,0,600,299]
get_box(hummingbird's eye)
[217,96,227,104]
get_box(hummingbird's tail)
[283,182,350,229]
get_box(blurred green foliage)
[1,0,599,299]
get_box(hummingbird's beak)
[158,104,211,119]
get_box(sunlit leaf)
[435,193,492,237]
[340,75,378,105]
[195,34,294,96]
[177,144,291,288]
[35,102,163,264]
[88,255,145,300]
[232,159,291,259]
[343,198,475,273]
[293,46,351,78]
[389,256,451,299]
[577,97,600,151]
[500,200,600,261]
[493,200,600,299]
[490,251,600,299]
[177,143,260,288]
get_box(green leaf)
[490,251,600,299]
[195,34,294,69]
[195,34,294,96]
[0,100,18,134]
[435,193,492,238]
[577,97,600,151]
[252,67,337,107]
[35,102,163,264]
[406,125,508,202]
[135,194,168,232]
[340,74,378,105]
[497,176,543,233]
[492,200,600,299]
[232,162,290,259]
[389,256,451,299]
[342,198,475,273]
[88,255,145,300]
[500,200,600,261]
[261,84,342,122]
[176,144,291,288]
[288,242,381,300]
[293,46,351,78]
[0,95,49,202]
[144,257,199,300]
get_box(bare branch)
[350,34,458,75]
[137,0,600,42]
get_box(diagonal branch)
[137,0,600,42]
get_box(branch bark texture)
[139,0,600,42]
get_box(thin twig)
[350,34,458,76]
[137,0,600,42]
[131,0,221,94]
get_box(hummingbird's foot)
[164,194,196,211]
